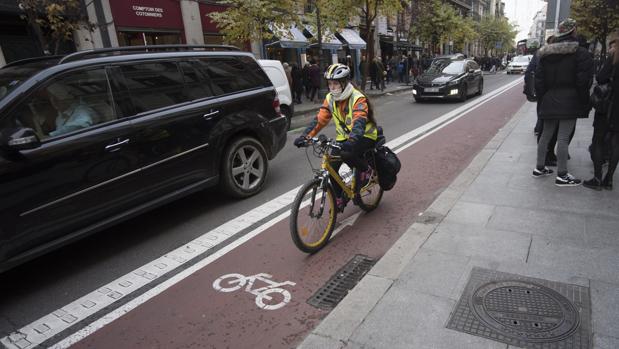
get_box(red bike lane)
[72,84,526,349]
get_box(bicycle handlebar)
[304,136,341,150]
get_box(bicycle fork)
[308,177,329,218]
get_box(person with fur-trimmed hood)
[532,18,594,187]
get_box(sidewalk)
[298,102,619,349]
[290,83,411,130]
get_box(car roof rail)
[58,44,241,64]
[1,55,64,69]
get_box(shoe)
[555,173,581,187]
[602,175,613,190]
[335,197,348,213]
[583,177,603,191]
[532,167,553,178]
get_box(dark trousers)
[330,137,376,198]
[590,116,619,181]
[309,85,319,101]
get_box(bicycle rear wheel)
[356,168,383,212]
[290,178,337,253]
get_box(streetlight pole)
[554,0,561,31]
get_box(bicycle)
[290,134,384,253]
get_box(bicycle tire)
[290,178,337,253]
[356,169,384,212]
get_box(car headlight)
[448,79,460,86]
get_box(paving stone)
[349,288,507,349]
[396,248,470,300]
[593,334,619,349]
[590,280,619,338]
[527,236,619,285]
[297,334,344,349]
[443,201,495,227]
[486,206,586,245]
[423,222,531,264]
[584,217,619,248]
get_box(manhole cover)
[447,268,591,349]
[471,281,579,342]
[307,255,375,310]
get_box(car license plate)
[425,87,439,93]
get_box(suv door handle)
[105,138,130,152]
[203,110,220,120]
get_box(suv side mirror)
[1,128,41,151]
[468,68,475,74]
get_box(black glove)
[294,136,307,148]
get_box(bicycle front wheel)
[356,170,383,212]
[290,178,337,253]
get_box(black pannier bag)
[374,145,401,190]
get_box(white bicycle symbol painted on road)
[212,273,296,310]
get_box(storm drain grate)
[447,267,591,349]
[307,255,375,310]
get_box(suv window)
[120,61,186,114]
[1,67,116,139]
[468,61,480,70]
[179,61,213,100]
[196,57,261,95]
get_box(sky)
[503,0,547,41]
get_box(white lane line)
[0,77,523,349]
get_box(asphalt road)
[0,72,522,346]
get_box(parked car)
[258,60,294,130]
[0,45,287,272]
[506,55,531,74]
[412,56,483,102]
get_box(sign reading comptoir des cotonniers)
[132,5,164,18]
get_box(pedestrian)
[369,58,378,90]
[291,63,303,104]
[526,36,559,166]
[533,18,594,186]
[302,62,311,100]
[359,57,368,89]
[376,58,385,91]
[346,55,355,82]
[406,54,414,84]
[308,59,321,102]
[397,58,405,83]
[584,33,619,190]
[283,62,293,88]
[385,56,392,84]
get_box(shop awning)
[336,29,366,49]
[302,25,343,50]
[267,26,309,49]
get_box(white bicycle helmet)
[324,63,351,80]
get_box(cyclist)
[294,63,379,211]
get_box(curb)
[297,101,532,349]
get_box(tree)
[410,0,459,54]
[19,0,92,55]
[451,15,478,54]
[345,0,403,89]
[208,0,300,44]
[477,16,517,56]
[572,0,619,56]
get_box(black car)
[0,45,287,272]
[413,56,483,102]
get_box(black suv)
[413,55,483,102]
[0,45,287,271]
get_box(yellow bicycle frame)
[321,153,357,200]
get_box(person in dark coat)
[291,63,303,104]
[526,36,559,166]
[302,62,311,100]
[533,18,594,186]
[584,35,619,190]
[369,58,378,90]
[308,59,321,102]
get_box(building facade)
[528,3,547,47]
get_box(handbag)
[591,66,614,114]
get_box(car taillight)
[273,96,281,116]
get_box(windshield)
[0,62,54,102]
[426,60,465,75]
[513,56,530,63]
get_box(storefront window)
[118,31,181,46]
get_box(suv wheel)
[221,137,268,198]
[459,84,468,102]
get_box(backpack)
[374,145,401,191]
